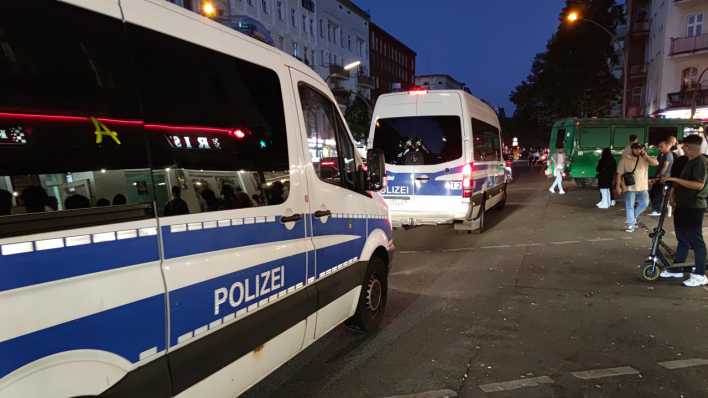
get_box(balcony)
[357,74,374,88]
[628,64,647,77]
[328,64,350,80]
[674,0,704,6]
[667,89,708,108]
[670,34,708,56]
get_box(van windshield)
[372,116,462,165]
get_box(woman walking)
[596,148,616,208]
[549,148,566,194]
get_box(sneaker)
[649,211,661,217]
[559,191,566,195]
[548,189,555,194]
[683,274,708,287]
[625,225,636,233]
[660,270,684,279]
[611,200,616,207]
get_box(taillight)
[462,162,474,198]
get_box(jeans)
[674,208,707,275]
[549,171,564,193]
[650,183,665,213]
[624,190,649,226]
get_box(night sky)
[356,0,565,113]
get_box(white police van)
[0,1,393,397]
[368,89,506,231]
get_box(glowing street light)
[344,60,362,71]
[566,11,579,23]
[202,1,217,17]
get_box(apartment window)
[276,1,283,20]
[261,0,268,14]
[302,15,306,33]
[328,52,332,65]
[327,21,332,42]
[688,13,704,37]
[247,0,253,6]
[339,28,344,48]
[348,34,352,51]
[320,49,325,66]
[309,18,314,36]
[278,35,285,50]
[301,0,315,12]
[311,49,315,65]
[319,19,324,38]
[357,38,365,57]
[682,67,698,90]
[293,41,299,58]
[291,9,296,28]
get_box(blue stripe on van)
[167,252,308,347]
[315,238,364,275]
[0,294,165,379]
[161,219,305,259]
[0,236,159,293]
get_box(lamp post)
[201,1,217,17]
[565,11,616,40]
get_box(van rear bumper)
[389,212,465,228]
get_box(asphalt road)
[243,165,708,398]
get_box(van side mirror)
[366,148,385,191]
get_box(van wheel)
[497,185,507,210]
[348,256,388,332]
[477,205,486,233]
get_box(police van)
[0,1,393,397]
[368,89,506,231]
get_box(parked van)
[0,1,393,397]
[368,89,506,231]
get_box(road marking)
[620,237,633,240]
[478,376,554,393]
[587,238,613,242]
[550,240,581,245]
[480,244,512,249]
[571,366,639,380]
[399,251,418,254]
[382,389,458,398]
[514,243,543,247]
[443,247,474,252]
[658,358,708,370]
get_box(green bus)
[548,118,704,187]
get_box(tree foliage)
[510,0,623,142]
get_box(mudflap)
[453,193,484,231]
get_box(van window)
[0,1,151,238]
[556,128,566,149]
[648,127,678,147]
[472,118,501,161]
[579,128,610,149]
[372,116,462,165]
[132,24,289,214]
[299,84,358,190]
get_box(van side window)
[471,118,501,161]
[0,1,151,238]
[298,84,358,190]
[132,25,290,214]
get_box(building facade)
[415,74,467,91]
[625,0,708,119]
[168,0,373,105]
[369,23,416,101]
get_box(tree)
[345,95,372,143]
[510,0,623,144]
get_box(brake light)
[408,87,428,95]
[462,162,474,198]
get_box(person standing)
[616,143,659,232]
[660,134,708,287]
[649,141,674,216]
[548,148,566,195]
[622,134,639,157]
[596,148,616,209]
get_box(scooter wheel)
[641,262,661,282]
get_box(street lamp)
[202,1,217,17]
[565,10,616,40]
[343,60,361,71]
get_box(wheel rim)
[366,275,382,312]
[642,264,660,281]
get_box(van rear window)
[372,116,462,165]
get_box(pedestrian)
[669,135,684,158]
[649,141,674,216]
[616,143,658,232]
[548,147,566,195]
[595,148,616,209]
[659,134,708,287]
[164,186,189,216]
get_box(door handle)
[415,176,430,181]
[313,209,332,218]
[280,213,303,223]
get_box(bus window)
[0,1,151,238]
[648,127,678,147]
[132,24,289,215]
[579,128,610,149]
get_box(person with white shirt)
[548,148,566,195]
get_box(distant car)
[504,156,513,183]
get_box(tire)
[349,256,388,332]
[641,261,661,282]
[477,204,486,233]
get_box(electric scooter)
[640,182,705,281]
